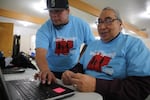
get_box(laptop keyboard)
[8,79,69,100]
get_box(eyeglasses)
[96,17,119,26]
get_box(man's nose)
[98,23,106,29]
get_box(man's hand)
[71,73,96,92]
[61,70,75,85]
[34,70,56,84]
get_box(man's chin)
[100,34,107,39]
[53,22,62,26]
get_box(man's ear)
[120,23,123,30]
[120,22,122,27]
[67,8,70,13]
[120,21,122,25]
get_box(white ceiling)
[0,0,150,38]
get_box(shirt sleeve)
[95,76,150,100]
[36,24,50,50]
[83,23,95,45]
[76,17,95,45]
[126,37,150,76]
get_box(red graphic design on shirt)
[87,53,111,72]
[55,38,73,55]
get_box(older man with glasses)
[62,7,150,100]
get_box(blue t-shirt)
[80,33,150,80]
[36,15,95,72]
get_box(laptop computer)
[0,68,75,100]
[1,67,25,74]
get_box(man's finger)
[71,73,82,79]
[34,73,40,80]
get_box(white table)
[4,68,103,100]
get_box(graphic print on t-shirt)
[55,38,73,55]
[87,52,111,72]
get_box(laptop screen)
[0,68,11,100]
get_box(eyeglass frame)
[96,17,120,26]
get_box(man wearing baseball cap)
[35,0,95,84]
[46,0,69,10]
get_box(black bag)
[0,57,5,69]
[11,52,37,70]
[0,51,5,68]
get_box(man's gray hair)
[102,7,122,23]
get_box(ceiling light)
[147,6,150,13]
[146,6,150,16]
[139,12,150,18]
[139,6,150,18]
[33,0,47,13]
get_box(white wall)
[13,25,38,54]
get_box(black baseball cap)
[45,0,69,10]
